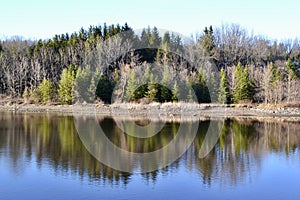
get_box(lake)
[0,112,300,200]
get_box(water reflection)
[0,112,299,186]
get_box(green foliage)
[160,67,172,102]
[172,80,179,101]
[88,76,97,102]
[232,120,255,152]
[192,71,211,103]
[58,67,75,104]
[146,73,158,100]
[124,70,138,101]
[199,26,215,55]
[218,68,230,104]
[96,74,115,103]
[38,78,53,103]
[233,63,255,102]
[149,27,161,48]
[286,58,299,79]
[75,66,101,103]
[29,87,41,103]
[269,62,281,86]
[1,22,299,105]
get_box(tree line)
[0,23,299,104]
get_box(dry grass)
[258,101,300,109]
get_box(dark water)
[0,112,300,200]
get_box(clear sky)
[1,0,300,40]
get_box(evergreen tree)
[193,71,210,103]
[88,76,97,103]
[218,68,230,103]
[96,73,114,103]
[160,66,172,102]
[199,25,215,55]
[233,63,255,102]
[146,73,158,101]
[286,58,299,102]
[38,77,53,103]
[135,65,150,99]
[172,80,179,101]
[124,70,138,101]
[149,27,161,48]
[233,62,244,102]
[29,87,41,103]
[58,68,75,104]
[75,67,92,102]
[140,28,151,48]
[240,67,255,101]
[286,58,299,79]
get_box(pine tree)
[172,80,179,101]
[149,27,161,48]
[286,58,299,102]
[233,63,254,102]
[96,73,114,103]
[146,73,158,101]
[199,25,215,55]
[218,68,230,104]
[233,62,244,102]
[39,78,53,103]
[124,70,138,101]
[29,87,41,103]
[193,71,210,103]
[136,65,150,99]
[160,66,172,102]
[75,67,91,102]
[88,76,96,103]
[58,68,75,104]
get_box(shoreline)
[1,103,300,122]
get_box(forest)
[0,22,299,105]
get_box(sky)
[1,0,300,41]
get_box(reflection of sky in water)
[0,113,300,200]
[1,152,299,200]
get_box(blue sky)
[1,0,300,40]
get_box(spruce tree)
[88,76,96,103]
[75,67,91,102]
[58,68,75,104]
[149,27,161,48]
[160,66,172,102]
[240,67,254,101]
[39,77,53,103]
[193,71,210,103]
[233,62,243,102]
[96,73,114,103]
[218,68,230,104]
[38,78,53,102]
[172,80,179,101]
[233,63,254,102]
[124,70,138,101]
[146,73,158,101]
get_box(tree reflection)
[0,112,299,186]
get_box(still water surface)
[0,112,300,200]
